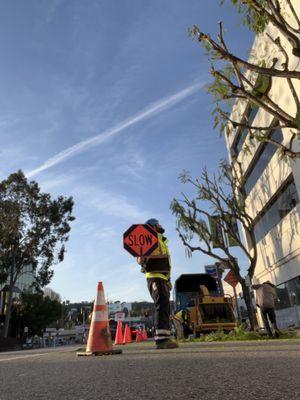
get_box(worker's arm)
[272,287,279,303]
[137,257,148,273]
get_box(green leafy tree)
[0,170,75,338]
[131,302,154,318]
[190,0,300,158]
[14,292,62,336]
[171,162,257,329]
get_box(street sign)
[123,224,158,257]
[223,270,239,288]
[114,312,125,321]
[205,264,224,295]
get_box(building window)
[276,284,291,309]
[253,178,299,243]
[286,277,300,306]
[231,105,259,157]
[276,276,300,310]
[244,128,283,196]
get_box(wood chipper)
[172,274,236,338]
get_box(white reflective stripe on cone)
[155,329,171,335]
[95,291,106,306]
[92,310,108,322]
[155,336,170,341]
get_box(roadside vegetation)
[179,326,298,342]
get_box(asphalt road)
[1,340,299,400]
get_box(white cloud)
[115,152,146,180]
[26,82,201,178]
[82,187,150,222]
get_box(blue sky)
[0,0,254,302]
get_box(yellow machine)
[173,274,236,338]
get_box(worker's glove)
[137,257,146,265]
[137,257,147,274]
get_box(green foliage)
[203,328,229,341]
[13,292,62,336]
[171,162,258,332]
[130,302,154,317]
[221,0,268,33]
[171,163,246,249]
[0,170,75,288]
[180,325,297,342]
[207,76,231,103]
[0,170,75,338]
[252,66,272,97]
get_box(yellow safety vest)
[145,233,171,281]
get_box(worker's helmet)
[263,280,274,286]
[145,218,159,227]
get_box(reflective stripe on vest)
[145,272,170,280]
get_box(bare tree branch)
[193,27,300,78]
[286,0,300,31]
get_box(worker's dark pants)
[147,278,171,343]
[261,307,279,337]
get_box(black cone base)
[76,348,122,356]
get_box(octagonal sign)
[123,224,158,257]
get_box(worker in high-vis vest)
[137,218,178,349]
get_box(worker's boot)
[156,339,178,349]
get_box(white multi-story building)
[225,1,300,328]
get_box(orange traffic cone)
[136,329,143,342]
[77,282,122,356]
[123,324,132,344]
[114,320,124,345]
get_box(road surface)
[0,340,299,399]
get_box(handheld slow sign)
[123,224,158,257]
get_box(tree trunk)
[2,267,15,338]
[240,279,256,331]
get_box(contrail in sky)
[26,83,200,178]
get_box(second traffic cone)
[114,321,124,345]
[123,324,132,344]
[77,282,122,356]
[136,330,143,342]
